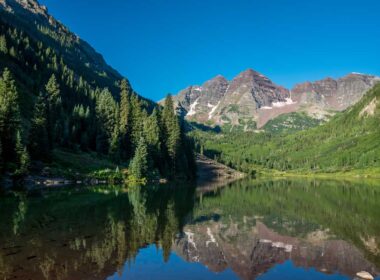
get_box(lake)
[0,178,379,280]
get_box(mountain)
[169,69,380,130]
[191,83,380,174]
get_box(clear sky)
[39,0,380,101]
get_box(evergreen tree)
[129,137,149,180]
[167,116,181,160]
[0,138,2,174]
[162,95,181,174]
[29,92,50,160]
[144,108,161,151]
[109,107,121,162]
[15,131,30,176]
[0,68,20,165]
[144,108,161,167]
[119,79,131,133]
[9,46,16,57]
[109,126,122,163]
[45,74,62,147]
[129,94,144,150]
[0,35,7,54]
[119,79,132,160]
[162,94,174,125]
[95,88,118,154]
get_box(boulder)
[356,271,374,280]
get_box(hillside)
[191,83,380,175]
[169,69,379,132]
[0,0,122,102]
[0,0,196,183]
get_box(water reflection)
[0,179,379,280]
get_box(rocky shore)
[196,154,245,192]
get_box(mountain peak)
[349,72,371,76]
[237,68,266,79]
[1,0,48,16]
[203,74,228,87]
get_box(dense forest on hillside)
[0,13,195,183]
[192,84,380,175]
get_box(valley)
[0,0,380,280]
[191,83,380,177]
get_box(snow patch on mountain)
[185,231,197,250]
[259,239,293,252]
[206,227,217,247]
[261,98,296,110]
[272,98,296,108]
[208,102,220,119]
[187,97,200,116]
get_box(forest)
[0,15,196,184]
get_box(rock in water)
[356,271,374,280]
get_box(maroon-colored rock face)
[173,221,380,280]
[291,73,379,111]
[169,70,380,129]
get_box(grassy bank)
[257,166,380,180]
[51,149,119,175]
[28,149,127,183]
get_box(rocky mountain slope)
[174,221,378,280]
[169,69,380,130]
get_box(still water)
[0,178,379,280]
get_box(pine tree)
[119,79,132,159]
[0,138,2,175]
[144,108,161,153]
[129,93,144,150]
[162,95,181,174]
[95,88,118,154]
[45,74,62,147]
[15,131,30,176]
[0,68,21,165]
[119,79,131,133]
[109,107,121,162]
[167,115,181,160]
[29,92,50,160]
[0,35,8,54]
[162,94,175,126]
[129,137,149,180]
[109,126,121,163]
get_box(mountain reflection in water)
[0,179,379,280]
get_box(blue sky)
[39,0,380,101]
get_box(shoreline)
[196,154,246,192]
